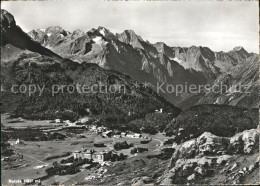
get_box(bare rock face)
[196,132,229,156]
[171,132,229,161]
[117,30,145,50]
[1,9,61,59]
[229,129,259,154]
[1,9,16,27]
[161,128,259,184]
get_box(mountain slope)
[179,54,259,109]
[1,9,61,61]
[164,104,258,139]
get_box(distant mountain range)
[27,25,257,105]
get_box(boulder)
[187,173,196,181]
[229,163,238,172]
[196,132,229,156]
[197,157,213,167]
[229,129,259,154]
[248,164,256,173]
[216,155,232,165]
[194,166,207,176]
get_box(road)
[153,138,163,147]
[152,138,164,152]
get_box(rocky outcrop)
[161,128,259,184]
[229,128,259,154]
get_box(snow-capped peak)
[233,46,244,51]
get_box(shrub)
[130,147,148,154]
[114,141,133,151]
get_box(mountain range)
[27,24,257,105]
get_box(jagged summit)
[233,46,245,51]
[1,9,61,59]
[96,26,116,39]
[116,29,145,49]
[72,29,85,35]
[228,46,250,62]
[154,42,166,46]
[123,29,138,35]
[120,29,143,41]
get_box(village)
[1,109,175,185]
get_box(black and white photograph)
[1,0,259,185]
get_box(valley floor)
[1,114,171,185]
[1,114,259,185]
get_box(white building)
[55,119,62,123]
[15,139,20,145]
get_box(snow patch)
[171,57,183,64]
[47,33,52,37]
[99,28,106,36]
[40,28,46,32]
[92,36,108,45]
[93,36,102,43]
[59,34,64,38]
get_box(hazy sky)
[2,0,259,53]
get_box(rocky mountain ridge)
[27,25,256,105]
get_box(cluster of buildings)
[88,125,143,139]
[73,149,116,162]
[48,118,145,139]
[102,130,143,139]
